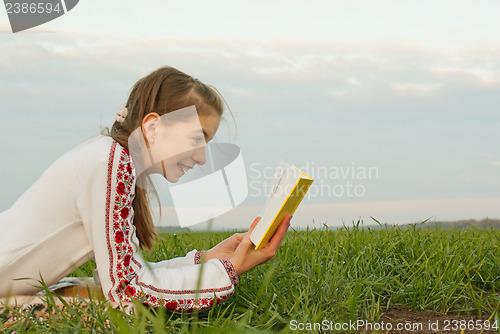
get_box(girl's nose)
[192,146,206,165]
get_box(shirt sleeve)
[147,250,204,269]
[78,141,238,312]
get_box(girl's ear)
[141,112,160,146]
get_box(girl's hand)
[230,214,292,276]
[203,233,245,262]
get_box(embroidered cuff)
[194,251,204,264]
[219,259,239,286]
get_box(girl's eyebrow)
[192,129,211,141]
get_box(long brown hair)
[106,66,225,250]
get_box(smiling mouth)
[178,163,192,175]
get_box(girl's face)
[143,109,220,183]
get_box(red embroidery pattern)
[104,141,237,312]
[105,141,117,300]
[219,259,239,286]
[105,142,140,301]
[137,282,233,295]
[194,251,203,264]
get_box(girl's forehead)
[199,112,220,142]
[158,110,219,142]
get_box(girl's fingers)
[266,214,292,250]
[231,233,245,241]
[247,217,262,234]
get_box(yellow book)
[250,160,314,250]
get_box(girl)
[0,66,291,311]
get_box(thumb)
[232,233,246,242]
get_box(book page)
[251,162,296,245]
[257,160,288,217]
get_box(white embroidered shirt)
[0,136,238,311]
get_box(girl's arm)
[146,250,204,269]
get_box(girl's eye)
[193,136,204,145]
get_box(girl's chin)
[144,162,187,182]
[164,165,185,183]
[166,176,180,183]
[143,164,180,183]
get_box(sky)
[0,0,499,229]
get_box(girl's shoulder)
[70,135,127,160]
[72,135,114,153]
[49,135,129,175]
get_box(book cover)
[250,160,314,250]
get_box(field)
[2,222,499,333]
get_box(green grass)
[2,222,499,333]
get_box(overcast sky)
[1,0,498,227]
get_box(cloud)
[2,33,499,140]
[2,32,500,107]
[393,83,443,94]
